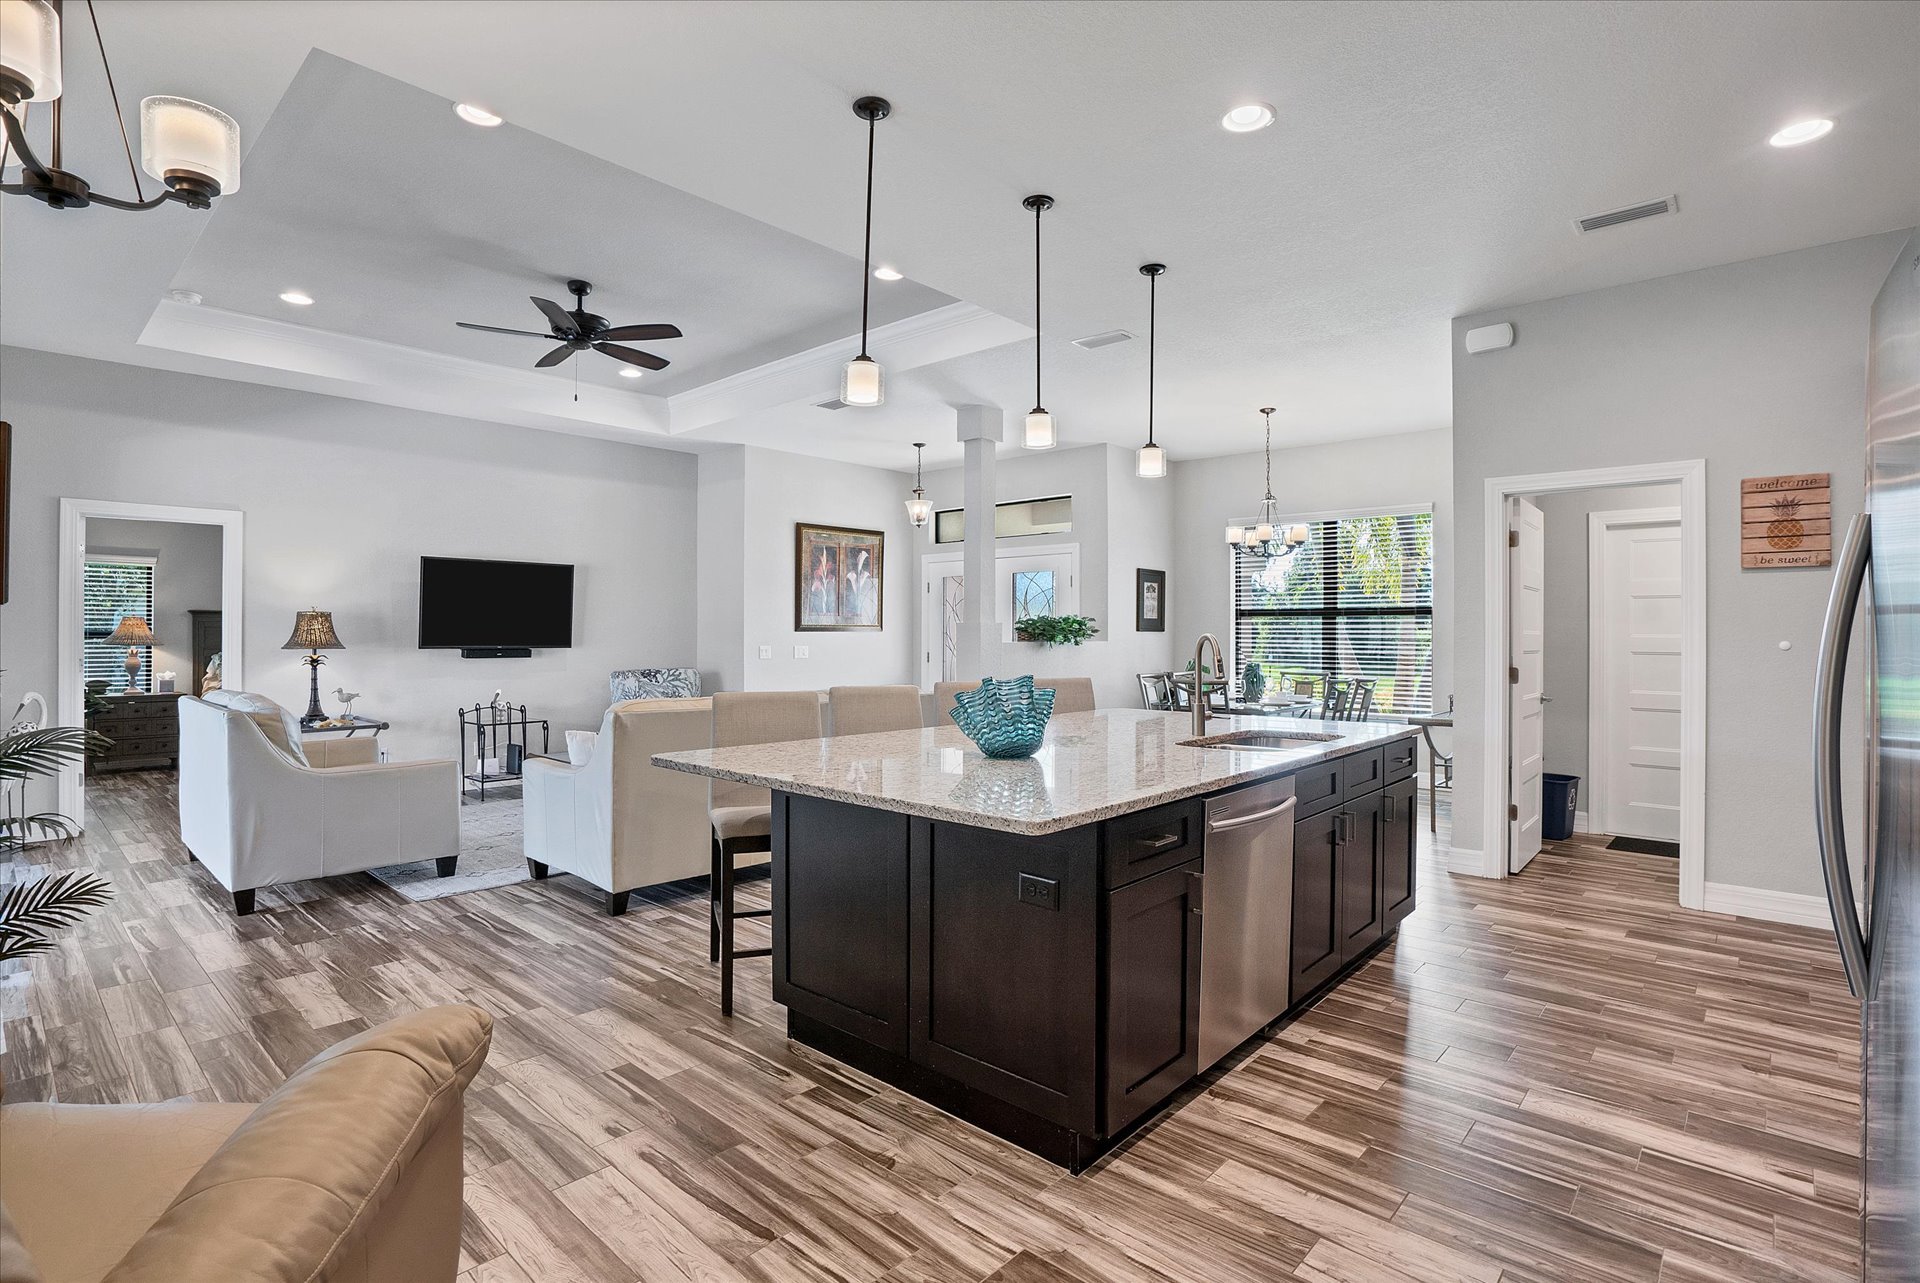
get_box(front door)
[1508,496,1546,873]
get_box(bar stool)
[707,690,823,1015]
[828,684,925,735]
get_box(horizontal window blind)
[83,558,155,692]
[1231,510,1434,715]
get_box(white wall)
[1169,428,1454,718]
[1533,483,1679,791]
[83,517,224,691]
[1451,230,1907,897]
[0,347,699,765]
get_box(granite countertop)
[652,709,1415,836]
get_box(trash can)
[1542,773,1579,842]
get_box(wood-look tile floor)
[0,772,1861,1283]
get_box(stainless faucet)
[1190,633,1225,735]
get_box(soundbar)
[459,647,532,660]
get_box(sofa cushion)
[609,667,700,702]
[199,691,309,767]
[0,1101,252,1283]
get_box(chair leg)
[232,888,256,915]
[709,833,722,964]
[527,859,550,880]
[606,889,631,917]
[718,841,736,1016]
[436,856,458,878]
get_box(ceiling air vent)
[1575,195,1678,234]
[1072,329,1134,350]
[815,398,852,411]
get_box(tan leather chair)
[934,677,1097,720]
[522,697,713,915]
[0,1005,491,1283]
[708,691,822,1015]
[828,685,924,736]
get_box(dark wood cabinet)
[1104,859,1203,1136]
[188,609,222,696]
[1382,775,1418,931]
[85,692,180,773]
[1290,805,1344,1000]
[1338,791,1384,962]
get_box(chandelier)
[0,0,241,212]
[1225,407,1309,559]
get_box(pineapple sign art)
[1741,472,1833,569]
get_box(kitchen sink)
[1180,730,1343,751]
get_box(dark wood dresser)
[87,692,182,773]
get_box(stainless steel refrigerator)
[1816,227,1919,1282]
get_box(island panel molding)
[1740,471,1832,568]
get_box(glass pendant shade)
[140,95,242,194]
[841,354,883,406]
[0,0,60,102]
[1024,409,1056,450]
[1136,442,1166,479]
[1288,523,1310,545]
[905,495,933,528]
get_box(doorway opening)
[1481,462,1705,907]
[919,543,1078,690]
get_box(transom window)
[1230,509,1434,716]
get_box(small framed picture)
[1135,568,1166,632]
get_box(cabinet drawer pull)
[1138,832,1183,851]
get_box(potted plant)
[1012,614,1100,647]
[1,725,114,961]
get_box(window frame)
[82,554,158,693]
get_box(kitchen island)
[655,709,1419,1171]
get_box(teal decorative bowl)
[948,675,1056,759]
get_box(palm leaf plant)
[0,726,109,841]
[0,870,114,961]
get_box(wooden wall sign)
[1741,472,1832,568]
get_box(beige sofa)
[521,696,714,914]
[0,1005,491,1283]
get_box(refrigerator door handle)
[1813,512,1872,998]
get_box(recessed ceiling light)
[1221,102,1275,133]
[1769,118,1833,148]
[167,288,202,306]
[873,265,904,281]
[278,290,314,306]
[618,367,643,379]
[454,102,503,128]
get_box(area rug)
[368,792,532,902]
[1606,835,1680,858]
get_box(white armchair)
[177,692,459,914]
[522,697,713,916]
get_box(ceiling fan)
[456,279,682,372]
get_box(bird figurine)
[332,687,361,719]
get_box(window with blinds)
[83,558,156,692]
[1231,509,1434,716]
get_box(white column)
[954,404,1003,682]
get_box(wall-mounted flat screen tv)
[418,556,574,649]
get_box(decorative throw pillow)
[609,667,701,702]
[565,730,599,766]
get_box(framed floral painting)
[795,523,885,631]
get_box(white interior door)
[919,545,1078,690]
[1595,515,1683,841]
[1509,496,1545,872]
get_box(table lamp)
[107,615,155,692]
[282,608,344,726]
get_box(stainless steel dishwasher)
[1198,774,1296,1070]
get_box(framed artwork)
[1740,472,1832,568]
[1135,568,1166,631]
[795,522,885,631]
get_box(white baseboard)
[1445,846,1493,877]
[1701,881,1834,932]
[1573,810,1591,834]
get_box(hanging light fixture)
[841,95,891,407]
[905,442,933,529]
[1226,407,1311,558]
[1022,193,1057,449]
[1136,263,1167,478]
[0,0,241,212]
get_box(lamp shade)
[282,609,343,650]
[1135,442,1166,479]
[107,615,155,645]
[905,495,933,529]
[1023,409,1056,450]
[841,354,883,406]
[0,0,60,102]
[141,95,242,194]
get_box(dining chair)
[1038,677,1097,714]
[1137,672,1174,710]
[828,684,924,735]
[707,690,823,1015]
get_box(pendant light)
[841,95,891,407]
[1022,193,1057,449]
[905,441,933,529]
[1226,407,1311,557]
[1136,263,1167,478]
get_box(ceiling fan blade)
[534,344,576,369]
[597,323,683,342]
[456,322,553,338]
[594,343,671,371]
[530,296,581,335]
